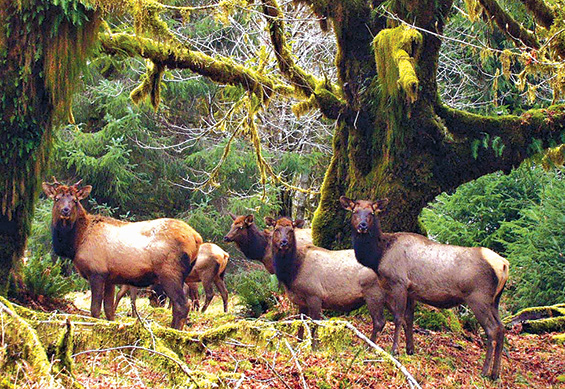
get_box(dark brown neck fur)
[234,224,270,261]
[352,218,390,274]
[272,241,299,288]
[51,206,89,260]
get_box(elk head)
[340,196,389,234]
[223,214,256,243]
[268,217,300,253]
[42,178,92,228]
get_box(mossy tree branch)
[518,0,555,29]
[435,103,565,189]
[476,0,540,49]
[99,31,295,104]
[260,0,347,118]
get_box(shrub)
[228,270,280,318]
[420,165,565,312]
[22,253,81,299]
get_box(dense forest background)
[1,0,565,387]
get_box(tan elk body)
[42,179,202,329]
[115,242,230,314]
[341,196,509,380]
[265,217,386,341]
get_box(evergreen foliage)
[420,165,565,311]
[227,270,280,317]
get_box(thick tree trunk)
[0,1,99,295]
[311,0,565,248]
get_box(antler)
[71,179,83,188]
[51,176,61,187]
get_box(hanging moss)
[0,0,100,296]
[373,25,422,104]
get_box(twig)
[258,355,293,389]
[71,345,200,388]
[276,317,421,389]
[234,373,246,389]
[284,338,308,389]
[134,306,156,350]
[341,321,422,389]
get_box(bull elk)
[115,243,230,314]
[266,217,386,342]
[340,196,509,380]
[42,178,202,329]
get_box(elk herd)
[42,178,509,380]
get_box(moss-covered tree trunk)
[309,0,565,247]
[0,0,99,295]
[80,0,565,249]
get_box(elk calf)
[341,196,509,380]
[115,243,229,315]
[42,179,202,329]
[267,217,386,342]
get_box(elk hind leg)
[114,285,129,314]
[404,297,415,355]
[467,298,500,378]
[490,305,505,380]
[214,275,229,313]
[162,279,189,330]
[200,280,215,313]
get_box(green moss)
[553,334,565,345]
[505,304,565,334]
[373,25,422,103]
[0,0,100,296]
[415,307,463,333]
[317,319,352,351]
[0,297,57,385]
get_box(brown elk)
[42,178,202,329]
[266,217,386,342]
[222,213,312,274]
[340,196,509,380]
[115,243,230,314]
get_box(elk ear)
[244,214,254,225]
[264,216,276,227]
[293,219,305,229]
[76,185,92,200]
[42,182,58,199]
[339,196,355,211]
[372,198,389,213]
[228,212,236,220]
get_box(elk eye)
[238,226,243,230]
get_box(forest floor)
[51,292,565,389]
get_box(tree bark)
[307,0,565,247]
[0,1,99,294]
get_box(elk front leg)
[103,282,116,321]
[89,274,105,319]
